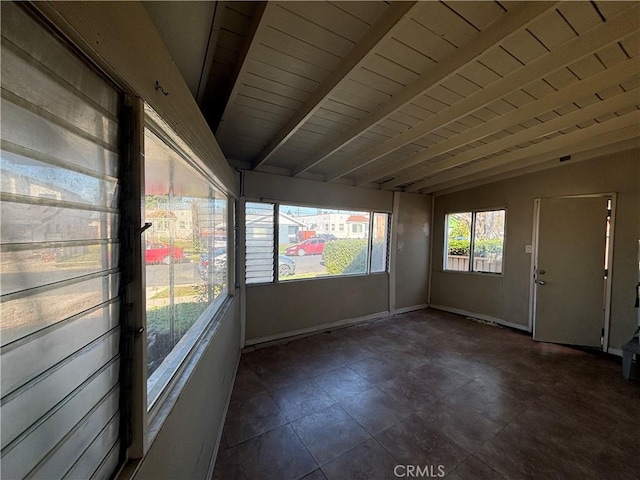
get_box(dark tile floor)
[213,308,640,480]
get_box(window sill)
[247,271,389,287]
[438,269,504,278]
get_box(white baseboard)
[206,351,240,479]
[393,304,429,315]
[429,305,530,332]
[244,311,390,349]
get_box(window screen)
[1,4,122,478]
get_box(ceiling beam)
[406,110,640,192]
[291,1,557,177]
[324,4,639,182]
[196,1,226,105]
[250,1,418,170]
[215,1,268,138]
[395,89,640,189]
[359,57,639,187]
[426,137,639,196]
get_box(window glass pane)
[445,212,471,271]
[472,210,505,273]
[279,206,370,280]
[371,213,389,273]
[144,127,228,408]
[245,202,275,284]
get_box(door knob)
[538,280,547,285]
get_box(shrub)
[324,239,368,274]
[447,238,503,257]
[447,238,470,256]
[474,238,504,257]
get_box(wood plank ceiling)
[152,1,640,194]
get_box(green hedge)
[448,239,471,256]
[447,238,503,257]
[324,239,368,274]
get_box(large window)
[245,203,390,282]
[144,111,229,409]
[445,209,505,274]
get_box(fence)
[446,255,502,273]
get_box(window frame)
[137,105,236,440]
[370,212,392,274]
[443,207,506,275]
[244,200,391,285]
[245,201,277,285]
[15,2,243,469]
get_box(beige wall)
[246,275,389,342]
[394,193,432,311]
[431,149,639,349]
[244,170,393,212]
[134,296,241,479]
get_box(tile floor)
[213,309,640,480]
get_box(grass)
[279,244,292,254]
[151,285,200,299]
[151,283,225,299]
[60,252,101,264]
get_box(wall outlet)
[525,244,533,254]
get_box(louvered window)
[1,4,122,478]
[245,202,275,284]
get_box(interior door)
[533,196,609,347]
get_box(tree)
[449,213,470,239]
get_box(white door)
[533,196,609,347]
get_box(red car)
[145,243,185,264]
[285,238,325,256]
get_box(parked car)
[197,248,227,280]
[145,243,185,264]
[198,247,227,270]
[278,255,296,277]
[285,237,325,256]
[198,252,295,279]
[313,233,338,241]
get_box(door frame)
[528,193,617,352]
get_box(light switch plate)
[525,244,533,254]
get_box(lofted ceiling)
[148,1,640,195]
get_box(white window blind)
[1,4,122,478]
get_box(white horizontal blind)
[245,202,275,284]
[1,3,121,479]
